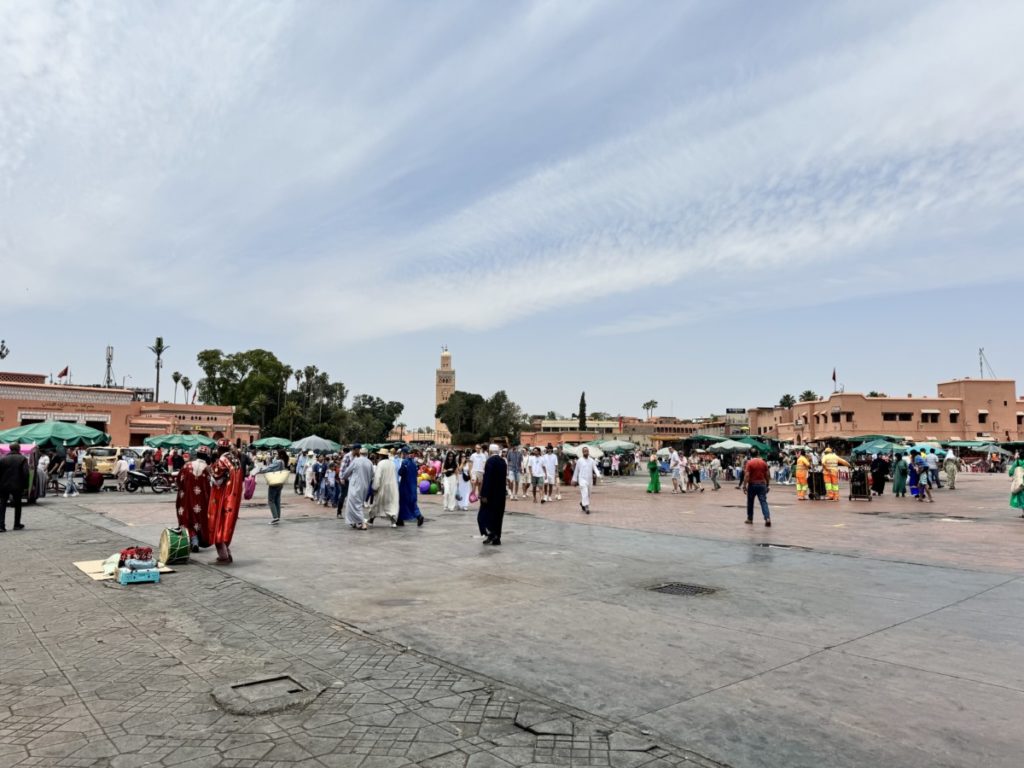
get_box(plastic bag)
[243,475,257,500]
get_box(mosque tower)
[435,346,455,444]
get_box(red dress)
[207,454,242,546]
[175,459,211,547]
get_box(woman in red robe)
[175,452,211,551]
[207,448,243,563]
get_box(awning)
[920,409,940,414]
[978,409,989,414]
[948,409,959,414]
[1017,411,1024,417]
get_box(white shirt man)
[113,455,130,491]
[572,447,599,514]
[542,446,558,502]
[668,448,682,492]
[470,446,487,493]
[527,449,546,503]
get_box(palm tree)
[180,376,192,404]
[396,422,406,440]
[798,390,819,402]
[250,393,271,429]
[147,336,169,401]
[778,394,796,408]
[294,369,303,392]
[642,399,659,420]
[280,401,303,439]
[171,371,182,403]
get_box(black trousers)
[479,502,506,540]
[0,490,22,529]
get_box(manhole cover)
[212,673,324,715]
[232,675,307,702]
[756,543,813,551]
[649,583,716,596]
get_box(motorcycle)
[124,469,173,494]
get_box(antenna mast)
[104,346,116,388]
[979,347,996,379]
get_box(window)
[831,413,840,423]
[885,412,912,422]
[883,413,896,422]
[845,412,853,422]
[1017,415,1023,426]
[921,413,939,424]
[950,412,959,424]
[978,412,988,424]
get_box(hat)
[377,449,390,457]
[307,450,314,456]
[352,443,362,450]
[400,446,410,453]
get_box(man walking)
[944,449,958,490]
[470,445,487,498]
[506,444,523,500]
[542,444,558,502]
[572,445,599,514]
[926,449,942,488]
[668,447,682,493]
[743,448,771,527]
[114,453,130,492]
[479,444,507,545]
[0,443,30,532]
[527,446,546,503]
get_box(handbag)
[243,475,257,500]
[1011,466,1024,495]
[265,470,290,487]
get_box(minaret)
[435,346,455,444]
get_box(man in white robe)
[340,445,373,529]
[369,450,399,527]
[572,445,599,515]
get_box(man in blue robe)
[397,447,426,527]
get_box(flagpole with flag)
[832,367,837,393]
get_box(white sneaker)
[268,519,280,525]
[556,494,562,501]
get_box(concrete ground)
[3,470,1022,767]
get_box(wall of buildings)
[0,373,259,446]
[748,379,1024,443]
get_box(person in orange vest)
[795,449,812,500]
[821,447,850,501]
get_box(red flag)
[57,366,69,378]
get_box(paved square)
[2,471,1022,767]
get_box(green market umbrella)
[706,439,753,453]
[598,439,636,454]
[144,434,218,450]
[290,435,341,453]
[976,444,1012,457]
[0,421,110,450]
[251,436,293,449]
[851,439,903,456]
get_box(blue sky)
[2,0,1022,428]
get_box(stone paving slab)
[0,507,724,768]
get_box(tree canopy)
[778,394,796,408]
[195,349,402,443]
[436,389,528,445]
[798,390,820,402]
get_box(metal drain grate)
[649,582,716,596]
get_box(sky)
[2,0,1023,428]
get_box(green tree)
[578,391,587,431]
[590,411,612,421]
[171,371,182,403]
[545,410,559,420]
[867,391,886,398]
[436,390,526,444]
[778,394,796,408]
[273,401,303,439]
[642,399,658,419]
[345,395,404,443]
[180,375,192,403]
[798,390,819,402]
[148,336,169,401]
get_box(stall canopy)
[597,439,636,454]
[0,422,110,449]
[976,444,1012,457]
[846,434,906,444]
[250,436,293,449]
[562,443,604,459]
[144,434,217,450]
[851,439,904,456]
[290,435,342,453]
[706,439,754,453]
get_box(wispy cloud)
[2,0,1022,349]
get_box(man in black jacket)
[478,444,508,546]
[0,443,30,532]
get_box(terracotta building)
[0,372,259,446]
[748,378,1024,444]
